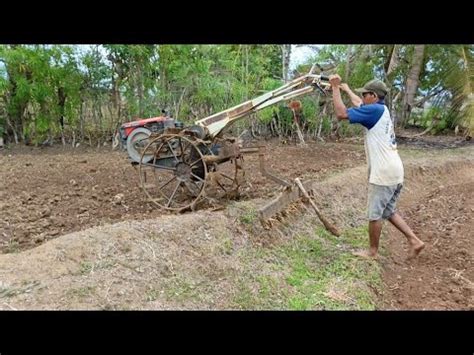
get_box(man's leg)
[354,184,387,259]
[388,212,425,259]
[353,219,382,258]
[369,219,382,256]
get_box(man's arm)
[329,75,349,120]
[340,83,362,107]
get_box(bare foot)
[407,240,425,260]
[352,250,378,260]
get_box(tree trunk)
[6,116,18,144]
[174,87,187,118]
[360,45,372,61]
[5,65,28,143]
[110,70,123,147]
[386,44,401,78]
[58,87,66,145]
[282,45,292,82]
[401,45,425,126]
[344,45,352,82]
[317,104,328,141]
[384,45,402,122]
[137,64,144,118]
[391,91,402,126]
[79,99,85,142]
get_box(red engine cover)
[121,116,167,138]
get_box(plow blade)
[258,180,312,222]
[258,178,341,237]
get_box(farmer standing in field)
[328,74,425,260]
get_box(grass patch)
[162,276,201,303]
[218,234,234,255]
[230,273,290,310]
[145,287,161,302]
[79,261,94,275]
[76,259,115,276]
[4,239,21,254]
[229,225,383,310]
[239,206,257,225]
[0,281,41,298]
[66,286,96,299]
[339,225,369,249]
[231,280,256,309]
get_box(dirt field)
[0,140,366,252]
[0,134,472,309]
[382,160,474,309]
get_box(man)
[329,74,425,259]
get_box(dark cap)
[355,79,388,98]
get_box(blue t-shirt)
[347,100,385,130]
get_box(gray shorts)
[367,183,403,221]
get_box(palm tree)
[401,45,426,126]
[429,45,473,138]
[448,45,473,138]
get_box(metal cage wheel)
[139,134,208,211]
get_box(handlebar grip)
[320,75,330,81]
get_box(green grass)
[338,225,369,249]
[218,234,234,255]
[162,276,202,303]
[4,239,21,254]
[239,206,257,224]
[231,280,256,309]
[79,261,94,275]
[145,287,161,302]
[76,259,115,276]
[66,286,97,299]
[0,281,42,298]
[230,225,383,310]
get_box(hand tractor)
[118,65,340,235]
